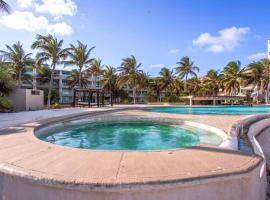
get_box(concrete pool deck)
[0,107,266,200]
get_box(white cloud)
[169,48,181,54]
[0,11,73,36]
[150,64,166,68]
[247,52,267,61]
[17,0,35,9]
[35,0,77,19]
[48,22,73,35]
[192,26,250,53]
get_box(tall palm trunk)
[266,82,270,104]
[157,89,161,102]
[47,64,55,109]
[33,68,37,90]
[78,67,82,89]
[133,87,136,104]
[256,88,259,104]
[184,75,188,93]
[18,70,22,88]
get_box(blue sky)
[0,0,269,76]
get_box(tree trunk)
[33,68,37,90]
[157,89,161,102]
[266,82,270,104]
[184,75,188,93]
[79,67,82,89]
[133,87,136,104]
[47,64,55,109]
[18,70,22,88]
[256,84,260,104]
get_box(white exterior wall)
[25,89,44,110]
[268,39,270,59]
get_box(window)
[31,90,40,95]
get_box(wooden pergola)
[73,89,113,107]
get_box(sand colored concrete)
[0,108,266,200]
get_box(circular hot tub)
[37,120,224,150]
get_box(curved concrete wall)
[0,162,266,200]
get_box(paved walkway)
[0,107,117,130]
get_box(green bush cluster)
[163,94,181,103]
[52,103,62,109]
[0,96,12,111]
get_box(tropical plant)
[100,66,118,104]
[117,55,143,104]
[187,77,202,95]
[65,41,95,88]
[0,96,12,111]
[0,42,34,87]
[221,61,244,96]
[158,67,175,93]
[67,69,89,89]
[175,56,199,93]
[32,34,68,108]
[261,59,270,103]
[0,0,10,13]
[203,69,221,96]
[244,62,263,103]
[36,65,52,84]
[0,64,16,96]
[172,78,184,96]
[100,66,117,92]
[87,58,104,88]
[149,78,161,102]
[245,58,270,103]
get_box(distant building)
[22,69,148,104]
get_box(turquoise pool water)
[148,105,270,115]
[38,121,223,150]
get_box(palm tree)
[175,56,199,93]
[221,61,244,96]
[261,59,270,104]
[0,0,10,13]
[244,62,263,103]
[37,65,52,84]
[32,34,68,108]
[88,58,104,89]
[245,58,270,103]
[67,69,89,89]
[204,69,221,96]
[149,78,162,102]
[100,66,118,104]
[117,55,143,104]
[137,72,150,103]
[65,41,95,88]
[0,42,34,87]
[172,78,184,96]
[187,77,202,95]
[158,67,175,93]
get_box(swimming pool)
[38,121,223,150]
[148,105,270,115]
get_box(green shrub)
[163,94,181,103]
[43,88,60,104]
[0,96,12,111]
[147,92,158,102]
[52,103,62,109]
[0,65,16,96]
[123,99,130,104]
